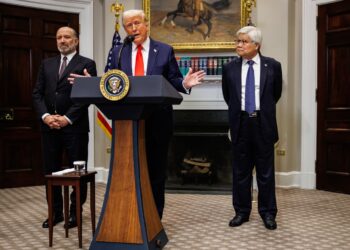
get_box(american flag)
[104,31,122,72]
[98,30,123,139]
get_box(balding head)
[56,26,79,55]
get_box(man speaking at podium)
[111,9,205,219]
[69,9,204,219]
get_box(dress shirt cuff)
[182,80,191,94]
[64,115,73,125]
[42,113,50,121]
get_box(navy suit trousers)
[231,113,277,218]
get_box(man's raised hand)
[68,68,91,84]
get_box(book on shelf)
[176,56,235,76]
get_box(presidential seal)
[99,69,130,101]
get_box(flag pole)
[98,1,124,139]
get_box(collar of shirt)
[132,37,150,52]
[242,53,261,66]
[61,51,76,65]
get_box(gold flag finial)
[243,0,257,26]
[111,0,124,32]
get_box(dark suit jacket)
[110,38,187,140]
[32,54,97,133]
[222,55,282,144]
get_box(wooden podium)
[71,76,182,249]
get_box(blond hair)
[122,9,148,25]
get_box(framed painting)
[143,0,256,51]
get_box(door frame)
[0,0,95,170]
[301,0,340,189]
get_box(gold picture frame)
[143,0,256,51]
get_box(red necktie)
[135,45,144,76]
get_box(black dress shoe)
[64,215,77,229]
[229,214,249,227]
[42,214,64,228]
[263,215,277,230]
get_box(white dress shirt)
[60,51,76,69]
[131,37,190,93]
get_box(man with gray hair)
[222,26,282,230]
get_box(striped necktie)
[59,56,67,78]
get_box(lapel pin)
[264,64,268,67]
[154,49,157,53]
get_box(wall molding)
[96,168,311,190]
[300,0,339,189]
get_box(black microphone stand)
[117,35,135,70]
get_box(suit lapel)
[260,56,268,97]
[58,54,80,82]
[147,39,158,75]
[121,44,133,76]
[234,57,242,101]
[54,56,61,82]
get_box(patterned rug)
[0,184,350,249]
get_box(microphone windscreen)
[124,35,135,44]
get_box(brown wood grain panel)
[1,15,30,35]
[326,143,350,173]
[2,46,31,106]
[43,20,70,38]
[0,3,78,188]
[138,120,163,241]
[328,12,350,31]
[0,129,43,188]
[317,1,350,194]
[327,46,350,107]
[96,121,143,243]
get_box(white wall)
[93,0,307,187]
[300,0,339,189]
[2,0,333,189]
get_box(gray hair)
[236,26,262,44]
[122,9,148,25]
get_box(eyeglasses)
[234,39,253,45]
[125,21,143,30]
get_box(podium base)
[90,229,168,250]
[90,120,167,250]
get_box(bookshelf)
[176,56,235,77]
[175,52,235,110]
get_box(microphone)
[124,35,135,44]
[117,35,135,70]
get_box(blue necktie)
[245,60,255,114]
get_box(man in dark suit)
[110,9,205,218]
[222,26,282,230]
[32,26,97,229]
